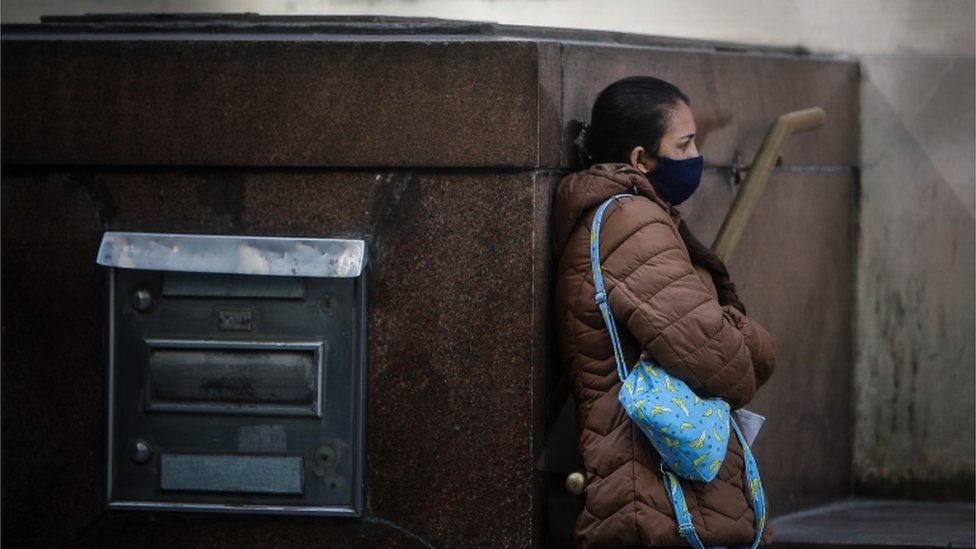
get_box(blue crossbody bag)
[589,194,766,549]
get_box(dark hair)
[580,76,746,314]
[579,76,689,166]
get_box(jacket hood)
[551,163,672,260]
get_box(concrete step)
[772,499,975,549]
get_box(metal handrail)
[711,107,826,261]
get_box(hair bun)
[572,120,593,167]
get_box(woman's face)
[657,101,699,160]
[634,100,699,172]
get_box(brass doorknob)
[565,471,586,496]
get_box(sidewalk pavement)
[772,498,975,549]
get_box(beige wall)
[4,0,974,495]
[856,50,974,494]
[1,0,970,56]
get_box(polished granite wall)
[2,16,857,548]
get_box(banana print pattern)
[616,358,733,482]
[628,403,647,421]
[663,375,678,394]
[670,396,690,416]
[709,458,722,473]
[650,404,672,416]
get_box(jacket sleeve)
[598,198,773,408]
[725,305,776,390]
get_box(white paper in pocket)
[734,408,766,447]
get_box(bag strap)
[662,421,766,549]
[589,194,637,383]
[589,195,767,549]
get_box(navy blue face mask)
[647,155,703,205]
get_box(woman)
[551,76,776,548]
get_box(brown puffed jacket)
[552,164,776,548]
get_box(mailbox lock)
[132,288,154,312]
[129,439,153,464]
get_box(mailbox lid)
[96,232,366,278]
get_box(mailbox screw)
[314,444,337,469]
[130,439,153,464]
[132,288,154,312]
[319,294,336,314]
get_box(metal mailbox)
[97,232,366,516]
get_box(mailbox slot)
[98,232,366,516]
